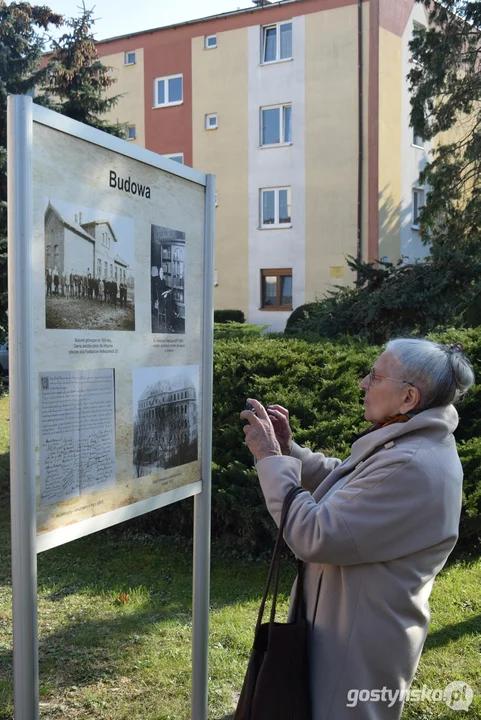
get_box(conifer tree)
[0,1,62,340]
[43,3,125,137]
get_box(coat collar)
[312,405,459,502]
[350,404,459,465]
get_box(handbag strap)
[255,485,305,634]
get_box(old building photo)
[151,224,185,334]
[44,198,135,330]
[132,365,198,478]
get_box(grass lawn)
[0,393,480,719]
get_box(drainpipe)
[357,0,364,264]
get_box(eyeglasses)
[369,367,416,388]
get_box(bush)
[214,322,266,340]
[133,328,481,554]
[214,309,245,324]
[285,256,481,344]
[285,302,323,334]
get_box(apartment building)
[95,0,429,331]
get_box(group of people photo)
[46,268,128,309]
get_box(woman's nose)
[360,375,369,391]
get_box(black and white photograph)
[151,224,185,334]
[44,198,135,331]
[132,365,198,478]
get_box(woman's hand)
[240,398,282,462]
[266,404,293,456]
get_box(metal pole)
[7,95,38,720]
[192,174,216,720]
[357,0,364,265]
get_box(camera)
[245,401,256,415]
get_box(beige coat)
[256,405,462,720]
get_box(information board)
[8,96,214,720]
[27,107,212,551]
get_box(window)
[413,20,425,35]
[260,269,292,309]
[54,245,59,267]
[262,21,292,63]
[97,258,101,276]
[412,188,425,228]
[205,34,217,49]
[411,22,425,66]
[260,104,292,146]
[104,261,107,277]
[154,74,183,108]
[412,127,423,148]
[260,187,291,227]
[205,113,218,130]
[127,125,136,140]
[164,153,184,164]
[124,51,136,65]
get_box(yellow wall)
[304,3,370,301]
[102,49,145,147]
[191,30,249,314]
[378,27,402,259]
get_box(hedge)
[131,327,481,554]
[214,309,245,324]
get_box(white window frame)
[164,153,184,164]
[153,74,183,108]
[260,187,292,228]
[412,126,424,149]
[261,21,293,64]
[411,21,425,67]
[124,51,136,66]
[412,187,425,229]
[127,125,136,141]
[205,113,218,130]
[260,104,292,147]
[205,34,217,49]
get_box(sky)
[44,0,256,41]
[45,196,135,271]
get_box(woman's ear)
[404,386,421,412]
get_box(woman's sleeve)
[289,442,342,493]
[256,447,461,565]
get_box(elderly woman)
[241,338,474,720]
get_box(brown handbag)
[235,485,311,720]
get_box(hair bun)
[448,347,475,397]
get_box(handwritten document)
[39,369,116,506]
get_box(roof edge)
[93,0,298,46]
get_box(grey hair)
[385,338,475,410]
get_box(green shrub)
[214,322,266,340]
[285,256,481,344]
[214,309,245,324]
[285,302,323,333]
[457,438,481,541]
[135,328,481,554]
